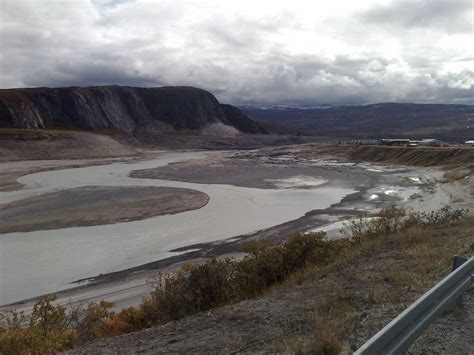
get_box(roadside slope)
[68,217,474,354]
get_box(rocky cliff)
[0,86,268,135]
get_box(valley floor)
[1,139,473,353]
[1,143,472,308]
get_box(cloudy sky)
[0,0,473,104]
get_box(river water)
[0,151,356,305]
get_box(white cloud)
[0,0,472,104]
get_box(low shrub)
[109,306,147,334]
[415,206,468,225]
[0,295,77,354]
[141,259,236,324]
[345,206,468,243]
[235,233,348,297]
[75,300,115,342]
[140,232,347,319]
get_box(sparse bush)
[0,297,116,354]
[75,300,114,341]
[417,206,468,225]
[284,232,346,268]
[344,206,468,243]
[109,306,147,334]
[404,206,468,228]
[345,215,367,244]
[138,233,348,322]
[372,206,406,235]
[352,206,406,240]
[0,295,77,354]
[235,232,348,297]
[235,243,287,296]
[141,259,236,324]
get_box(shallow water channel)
[0,151,357,305]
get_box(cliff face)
[0,86,268,134]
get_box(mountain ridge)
[0,85,269,135]
[241,102,474,140]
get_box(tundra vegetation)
[0,206,470,354]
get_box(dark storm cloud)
[26,61,160,88]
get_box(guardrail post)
[453,255,467,270]
[452,255,468,307]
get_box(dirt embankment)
[127,131,318,150]
[0,128,320,161]
[0,129,137,162]
[0,129,140,191]
[345,145,474,167]
[300,144,474,168]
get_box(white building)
[418,139,444,147]
[465,140,474,147]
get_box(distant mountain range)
[0,86,270,135]
[241,103,474,141]
[240,104,334,111]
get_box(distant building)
[380,139,410,146]
[418,139,444,147]
[352,139,379,145]
[465,140,474,147]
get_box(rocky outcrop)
[0,86,268,134]
[220,104,268,134]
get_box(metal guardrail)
[355,256,474,355]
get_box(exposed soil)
[0,186,209,233]
[410,289,474,354]
[0,129,137,162]
[126,131,319,150]
[0,129,141,192]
